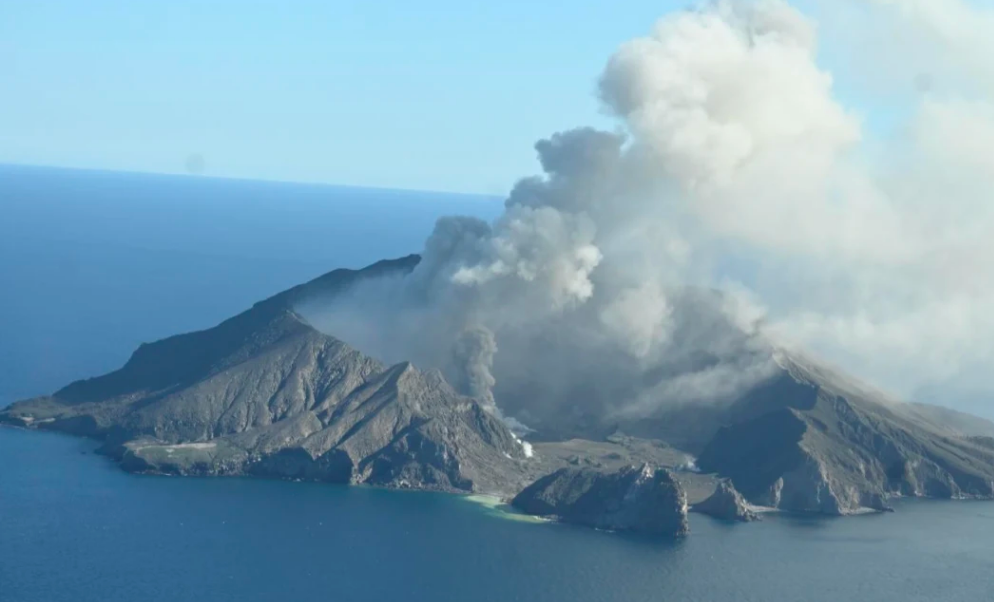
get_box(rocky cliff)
[693,480,759,522]
[511,464,689,537]
[696,352,994,515]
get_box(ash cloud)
[301,0,994,427]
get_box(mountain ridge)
[2,256,530,495]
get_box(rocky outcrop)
[693,480,759,522]
[511,464,689,537]
[697,355,994,515]
[776,454,890,515]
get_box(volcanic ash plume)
[303,0,994,427]
[452,326,498,413]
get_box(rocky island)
[4,255,994,536]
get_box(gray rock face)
[697,352,994,515]
[511,464,689,537]
[693,480,759,522]
[0,256,528,495]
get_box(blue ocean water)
[2,165,994,601]
[0,164,500,402]
[3,427,994,602]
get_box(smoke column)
[452,326,499,413]
[302,0,994,425]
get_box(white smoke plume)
[302,0,994,426]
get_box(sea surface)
[0,164,499,402]
[3,427,994,602]
[2,165,994,601]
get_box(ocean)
[3,427,994,602]
[2,165,993,601]
[0,164,500,402]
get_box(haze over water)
[2,166,993,601]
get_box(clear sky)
[0,0,698,194]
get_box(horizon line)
[0,161,505,202]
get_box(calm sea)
[2,165,993,601]
[3,427,994,602]
[0,164,499,402]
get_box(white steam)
[301,0,994,424]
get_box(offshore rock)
[694,480,759,522]
[511,464,689,537]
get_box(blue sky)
[0,0,687,193]
[0,0,882,195]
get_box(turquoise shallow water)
[2,426,993,602]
